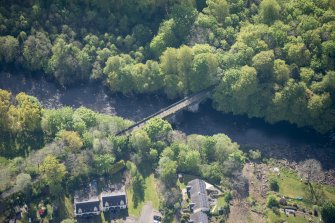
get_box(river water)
[1,70,334,168]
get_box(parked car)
[153,215,162,223]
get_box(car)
[153,215,162,223]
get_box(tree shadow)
[132,176,146,208]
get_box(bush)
[269,178,279,192]
[321,202,335,223]
[267,195,279,208]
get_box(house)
[100,184,127,211]
[186,179,210,213]
[74,182,101,217]
[189,211,209,223]
[186,179,210,223]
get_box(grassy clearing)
[274,169,307,199]
[126,174,160,217]
[266,210,318,223]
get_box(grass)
[56,195,74,221]
[126,174,160,217]
[274,169,307,199]
[266,209,318,223]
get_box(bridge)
[116,87,213,136]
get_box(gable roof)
[75,199,100,214]
[101,193,127,207]
[187,179,209,211]
[190,211,209,223]
[188,179,207,196]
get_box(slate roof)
[101,192,127,207]
[75,199,100,214]
[190,211,209,223]
[187,179,209,212]
[74,181,100,215]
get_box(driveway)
[137,203,162,223]
[137,203,153,223]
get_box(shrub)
[269,178,279,192]
[321,202,335,223]
[267,195,279,208]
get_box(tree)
[150,19,178,58]
[41,107,74,138]
[170,3,197,40]
[321,202,335,223]
[0,89,11,131]
[267,195,279,208]
[131,60,164,93]
[213,66,258,115]
[39,155,67,185]
[0,35,19,63]
[299,159,323,184]
[47,38,91,86]
[284,41,311,67]
[23,32,52,71]
[190,52,218,92]
[144,117,172,141]
[157,157,177,185]
[14,173,32,193]
[252,50,275,82]
[93,154,116,174]
[273,59,290,85]
[259,0,281,25]
[15,93,42,132]
[129,129,151,156]
[269,178,279,191]
[57,130,83,152]
[177,149,201,174]
[205,0,229,23]
[103,55,135,94]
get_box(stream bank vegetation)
[1,0,335,133]
[0,89,335,222]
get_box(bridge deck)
[116,88,211,135]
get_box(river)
[1,70,334,168]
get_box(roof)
[100,184,127,207]
[187,179,209,211]
[74,181,100,214]
[101,193,127,207]
[75,199,100,214]
[190,211,209,223]
[188,179,207,196]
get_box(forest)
[0,0,334,133]
[1,0,335,222]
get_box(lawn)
[266,210,319,223]
[273,169,308,199]
[126,174,160,217]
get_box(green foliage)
[93,154,116,175]
[23,32,52,71]
[47,38,91,86]
[259,0,281,25]
[144,117,172,141]
[269,178,279,192]
[39,155,67,185]
[150,19,178,58]
[0,36,19,63]
[57,130,83,152]
[321,202,335,223]
[267,195,279,208]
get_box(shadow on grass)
[132,176,146,208]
